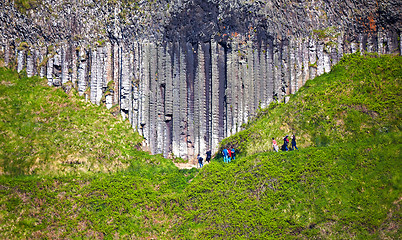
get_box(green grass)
[0,68,144,176]
[0,53,401,239]
[220,53,402,156]
[14,0,40,13]
[174,132,401,239]
[176,53,401,239]
[0,67,198,239]
[0,166,197,239]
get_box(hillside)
[0,68,148,176]
[219,53,402,156]
[174,53,401,239]
[0,68,197,238]
[0,53,401,239]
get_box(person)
[291,134,298,150]
[231,147,236,160]
[197,154,203,168]
[272,137,279,152]
[282,135,289,151]
[222,148,228,163]
[227,148,232,162]
[206,150,212,163]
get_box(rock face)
[0,0,400,160]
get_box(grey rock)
[2,0,400,160]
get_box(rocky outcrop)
[0,0,400,160]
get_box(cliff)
[0,0,400,160]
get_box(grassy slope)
[0,68,144,176]
[174,53,401,239]
[176,133,401,239]
[0,68,197,239]
[220,53,401,156]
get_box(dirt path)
[174,161,211,169]
[174,162,198,169]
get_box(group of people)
[272,134,298,152]
[222,147,236,163]
[196,147,236,168]
[196,134,296,168]
[197,149,212,168]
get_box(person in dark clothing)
[197,154,203,168]
[291,134,298,150]
[206,150,212,163]
[231,148,236,160]
[283,135,289,151]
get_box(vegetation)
[14,0,40,13]
[0,67,197,238]
[0,161,197,238]
[0,68,144,176]
[176,133,400,239]
[0,53,401,239]
[220,53,401,156]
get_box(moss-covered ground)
[0,53,401,239]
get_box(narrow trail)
[174,161,211,169]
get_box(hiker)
[227,148,232,162]
[197,154,203,168]
[231,147,236,160]
[272,137,279,152]
[282,135,289,151]
[291,134,298,150]
[222,148,229,163]
[206,149,212,163]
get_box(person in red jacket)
[227,148,232,162]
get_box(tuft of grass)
[14,0,40,13]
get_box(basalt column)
[140,41,151,147]
[171,42,180,156]
[259,41,268,108]
[156,42,166,155]
[211,41,226,154]
[148,42,158,154]
[194,41,212,156]
[226,42,238,135]
[90,49,98,104]
[289,40,296,94]
[77,48,87,96]
[185,42,195,159]
[179,42,188,159]
[164,42,173,157]
[226,44,234,137]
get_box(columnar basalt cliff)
[0,0,400,160]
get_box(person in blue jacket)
[222,148,229,163]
